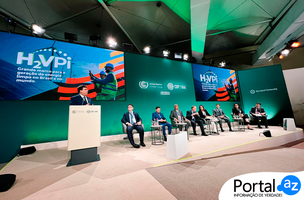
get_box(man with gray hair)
[169,104,190,131]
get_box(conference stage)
[0,126,303,200]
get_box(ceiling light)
[108,38,117,48]
[163,50,170,57]
[183,54,189,61]
[281,49,290,56]
[219,60,226,67]
[290,41,300,48]
[143,46,150,54]
[32,24,45,35]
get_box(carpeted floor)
[0,127,303,200]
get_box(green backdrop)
[237,64,293,125]
[0,53,238,163]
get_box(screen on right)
[192,64,240,101]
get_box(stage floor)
[0,126,303,200]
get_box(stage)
[0,126,303,200]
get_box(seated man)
[169,104,190,131]
[152,106,172,141]
[186,106,208,136]
[213,104,233,132]
[249,102,268,129]
[121,104,145,148]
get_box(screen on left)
[0,32,125,101]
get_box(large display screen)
[0,32,125,101]
[192,64,239,101]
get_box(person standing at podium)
[121,104,145,148]
[70,85,93,105]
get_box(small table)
[176,123,189,140]
[233,117,245,132]
[151,125,164,145]
[205,117,219,135]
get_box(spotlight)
[281,49,290,56]
[183,54,189,61]
[163,50,170,57]
[174,53,182,59]
[219,60,226,67]
[64,32,77,42]
[107,38,117,48]
[277,52,284,60]
[143,46,150,54]
[288,40,300,48]
[32,24,45,36]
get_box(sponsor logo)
[139,81,149,89]
[250,89,255,94]
[167,83,174,90]
[160,91,170,95]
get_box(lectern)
[67,105,101,167]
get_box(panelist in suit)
[169,104,190,131]
[213,104,233,132]
[186,106,208,136]
[70,85,93,105]
[152,106,172,142]
[232,103,253,130]
[198,105,211,118]
[249,102,268,129]
[121,104,145,148]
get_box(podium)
[166,131,189,160]
[67,105,101,167]
[283,118,296,131]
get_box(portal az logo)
[277,175,301,196]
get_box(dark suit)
[169,110,190,131]
[152,112,172,136]
[186,110,206,135]
[213,108,232,131]
[70,94,93,105]
[232,107,250,125]
[249,107,268,128]
[121,112,144,145]
[198,109,211,118]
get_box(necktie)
[130,113,134,124]
[176,111,181,121]
[83,97,88,105]
[192,111,195,121]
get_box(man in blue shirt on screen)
[70,85,93,105]
[89,63,117,100]
[152,106,172,141]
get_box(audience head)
[216,104,220,109]
[191,105,197,112]
[78,85,88,96]
[128,104,134,112]
[234,103,239,109]
[256,102,261,108]
[199,105,204,111]
[156,106,160,113]
[174,104,179,110]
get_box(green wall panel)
[0,52,238,163]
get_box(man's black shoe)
[132,144,140,148]
[140,142,146,147]
[265,126,268,128]
[193,133,198,136]
[221,129,225,132]
[258,126,262,129]
[202,134,208,136]
[229,129,234,132]
[164,135,167,142]
[123,136,128,140]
